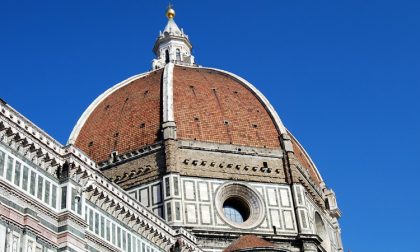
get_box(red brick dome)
[68,64,323,186]
[71,69,164,162]
[172,66,281,149]
[70,66,286,162]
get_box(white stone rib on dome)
[162,63,175,122]
[67,70,154,145]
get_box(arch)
[175,48,181,61]
[315,212,331,252]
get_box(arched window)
[315,212,326,239]
[176,49,181,61]
[315,212,331,252]
[165,50,170,63]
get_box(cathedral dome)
[69,66,283,162]
[68,64,323,186]
[68,7,323,188]
[1,6,343,252]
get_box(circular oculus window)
[223,197,250,223]
[215,182,265,229]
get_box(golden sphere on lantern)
[166,6,175,19]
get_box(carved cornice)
[98,142,163,169]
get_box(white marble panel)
[198,182,209,201]
[270,209,281,229]
[295,185,304,206]
[267,188,278,206]
[300,210,308,229]
[152,184,161,205]
[283,210,294,230]
[153,207,163,218]
[279,188,291,207]
[140,188,149,207]
[186,204,197,223]
[185,181,195,200]
[200,205,211,224]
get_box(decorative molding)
[181,157,283,176]
[98,142,163,169]
[178,139,283,158]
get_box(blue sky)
[1,1,419,251]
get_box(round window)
[215,182,265,229]
[223,197,250,223]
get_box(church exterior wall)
[0,101,202,252]
[128,176,298,235]
[127,175,342,252]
